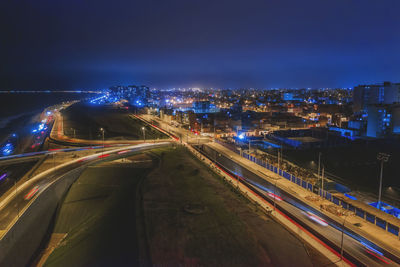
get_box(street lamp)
[317,152,321,187]
[100,128,105,155]
[340,212,351,261]
[247,139,258,154]
[321,164,325,195]
[279,142,283,169]
[273,179,278,211]
[71,128,76,139]
[141,127,146,142]
[377,152,390,210]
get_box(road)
[0,159,38,197]
[0,142,172,237]
[0,145,108,162]
[139,114,210,144]
[199,144,399,266]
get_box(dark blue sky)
[1,0,399,90]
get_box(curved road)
[0,142,172,238]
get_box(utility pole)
[318,152,321,187]
[377,152,390,210]
[278,151,280,170]
[273,179,278,211]
[321,166,325,196]
[213,117,216,142]
[340,213,350,261]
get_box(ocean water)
[0,92,97,120]
[0,92,97,145]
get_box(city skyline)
[2,1,400,265]
[1,0,400,90]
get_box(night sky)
[1,0,400,90]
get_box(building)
[136,85,150,105]
[353,82,400,113]
[108,85,150,106]
[192,101,219,113]
[283,92,294,101]
[366,104,400,138]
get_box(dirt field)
[62,102,169,140]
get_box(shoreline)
[0,110,43,153]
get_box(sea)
[0,91,98,144]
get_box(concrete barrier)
[0,167,85,267]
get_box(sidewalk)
[207,141,400,257]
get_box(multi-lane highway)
[0,159,38,197]
[138,114,211,144]
[0,142,172,237]
[199,144,400,267]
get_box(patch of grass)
[142,147,314,266]
[45,166,152,267]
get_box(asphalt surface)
[200,144,400,267]
[0,160,38,197]
[0,142,171,235]
[142,115,210,144]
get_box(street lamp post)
[187,126,191,143]
[377,152,390,210]
[141,127,146,142]
[321,165,325,196]
[273,179,278,211]
[340,212,350,261]
[248,139,257,154]
[100,128,104,155]
[317,152,321,186]
[213,118,216,142]
[278,150,281,171]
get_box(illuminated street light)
[142,127,146,142]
